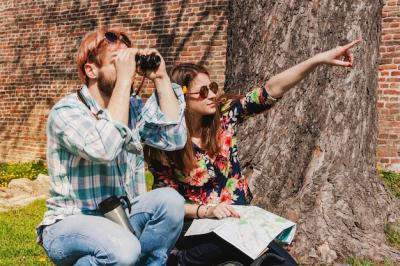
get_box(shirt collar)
[80,85,103,113]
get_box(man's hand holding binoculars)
[112,47,179,121]
[113,47,139,88]
[112,47,166,86]
[136,48,167,82]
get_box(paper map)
[185,205,296,260]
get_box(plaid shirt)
[37,84,186,235]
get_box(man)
[37,28,187,265]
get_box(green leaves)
[0,161,48,187]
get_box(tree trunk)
[225,0,400,264]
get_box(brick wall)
[1,0,399,172]
[378,0,400,171]
[0,0,227,162]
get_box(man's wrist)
[154,74,171,88]
[115,77,133,92]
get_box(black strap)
[77,89,91,110]
[119,195,132,214]
[76,88,102,120]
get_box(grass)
[346,256,393,266]
[346,257,378,266]
[378,168,400,198]
[0,199,52,266]
[384,224,400,250]
[377,169,400,253]
[374,169,400,266]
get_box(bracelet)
[196,204,204,219]
[204,205,210,218]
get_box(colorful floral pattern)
[149,85,278,205]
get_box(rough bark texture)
[225,0,400,264]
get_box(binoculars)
[135,53,161,71]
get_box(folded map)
[185,205,296,260]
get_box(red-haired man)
[36,28,187,266]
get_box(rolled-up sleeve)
[137,83,187,151]
[49,103,143,163]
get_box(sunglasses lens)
[104,32,118,42]
[199,86,209,99]
[120,33,132,47]
[210,82,218,93]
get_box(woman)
[146,39,360,265]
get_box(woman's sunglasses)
[187,82,218,99]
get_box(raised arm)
[266,39,361,99]
[131,49,186,150]
[141,48,180,122]
[132,83,187,151]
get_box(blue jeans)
[41,188,184,266]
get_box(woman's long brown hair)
[145,63,223,173]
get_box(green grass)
[377,169,400,254]
[378,168,400,198]
[0,199,52,266]
[346,257,376,266]
[384,224,400,250]
[346,256,393,266]
[0,161,48,187]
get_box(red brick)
[383,6,399,12]
[383,89,400,95]
[383,34,394,40]
[380,64,397,70]
[386,103,400,108]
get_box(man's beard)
[97,71,115,97]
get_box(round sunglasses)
[187,82,218,99]
[99,31,132,48]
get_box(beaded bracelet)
[204,205,210,218]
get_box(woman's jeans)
[41,188,185,266]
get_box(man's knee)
[108,237,141,266]
[155,187,185,222]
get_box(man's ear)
[84,63,98,80]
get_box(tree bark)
[225,0,400,264]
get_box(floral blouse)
[148,85,278,205]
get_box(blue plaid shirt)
[37,84,186,236]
